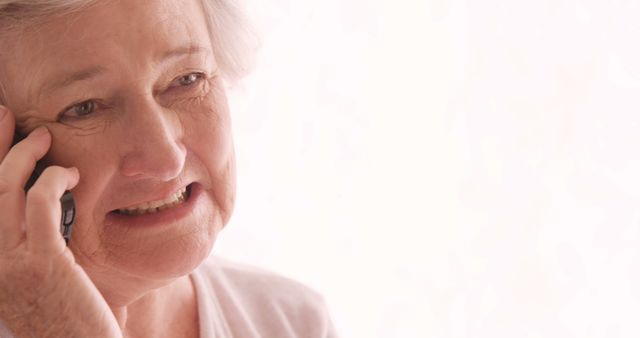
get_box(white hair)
[0,0,256,103]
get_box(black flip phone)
[13,132,75,245]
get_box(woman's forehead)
[0,0,211,107]
[9,0,208,60]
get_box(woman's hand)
[0,106,122,338]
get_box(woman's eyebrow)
[156,44,210,65]
[41,66,108,96]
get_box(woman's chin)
[121,235,215,280]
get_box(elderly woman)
[0,0,337,337]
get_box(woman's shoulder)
[191,255,337,338]
[198,255,322,296]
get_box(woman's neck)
[107,275,199,338]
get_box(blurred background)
[215,0,640,337]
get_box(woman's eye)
[173,72,205,87]
[61,100,97,119]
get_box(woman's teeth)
[116,187,188,215]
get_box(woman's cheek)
[184,104,233,168]
[44,128,104,171]
[180,87,235,224]
[177,81,232,157]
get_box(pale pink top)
[192,256,339,338]
[0,256,338,338]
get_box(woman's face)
[0,0,235,283]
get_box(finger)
[0,126,51,187]
[0,196,26,250]
[0,127,51,249]
[0,105,15,160]
[25,166,79,255]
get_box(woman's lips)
[105,183,201,229]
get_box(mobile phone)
[13,132,75,245]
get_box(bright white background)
[215,0,640,337]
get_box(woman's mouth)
[112,185,192,216]
[106,183,201,230]
[112,184,193,216]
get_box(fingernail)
[31,126,49,137]
[0,106,7,121]
[68,167,80,185]
[69,167,79,178]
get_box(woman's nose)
[118,98,186,181]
